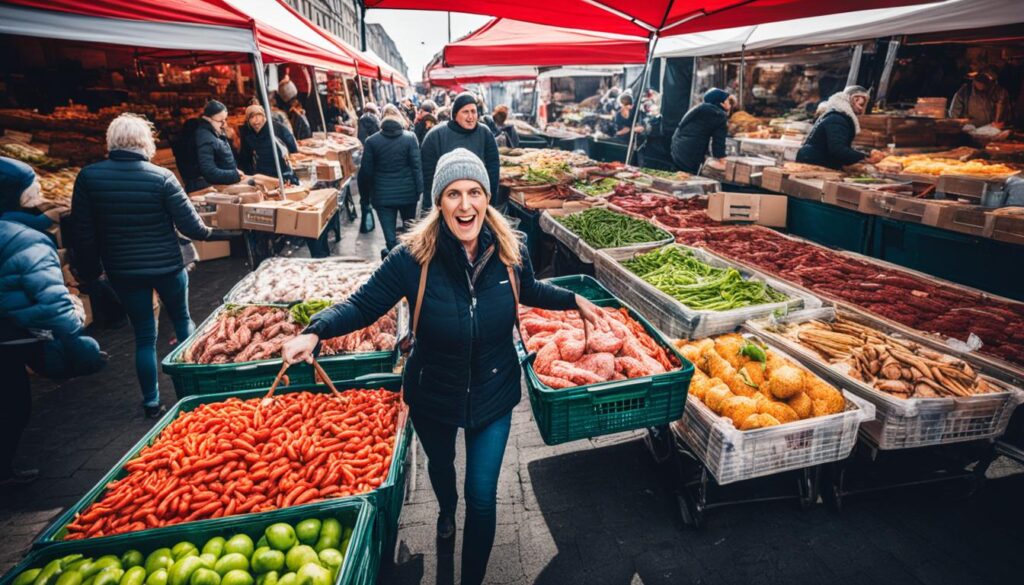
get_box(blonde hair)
[106,113,156,159]
[381,104,406,128]
[402,206,522,268]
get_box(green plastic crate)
[5,497,375,585]
[161,304,399,399]
[520,275,693,445]
[33,374,412,568]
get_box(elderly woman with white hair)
[71,113,237,418]
[797,85,886,170]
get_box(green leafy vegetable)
[289,300,332,326]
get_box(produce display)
[227,261,376,304]
[14,515,355,585]
[572,178,618,197]
[673,226,1024,366]
[0,141,69,170]
[771,315,1002,399]
[675,334,846,430]
[638,168,691,181]
[520,306,678,389]
[36,167,80,207]
[555,208,671,249]
[608,185,719,229]
[499,149,592,184]
[181,305,396,364]
[877,155,1017,177]
[622,246,788,311]
[63,389,401,539]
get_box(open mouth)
[455,214,476,229]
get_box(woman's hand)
[44,206,70,222]
[282,333,319,365]
[575,295,607,329]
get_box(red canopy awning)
[365,1,936,37]
[443,18,647,67]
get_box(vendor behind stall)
[670,88,733,173]
[613,93,644,142]
[949,66,1011,128]
[238,105,298,182]
[797,86,884,170]
[179,100,243,192]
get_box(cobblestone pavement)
[3,224,1024,585]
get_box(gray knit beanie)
[431,148,490,204]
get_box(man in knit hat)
[670,87,735,173]
[420,91,501,213]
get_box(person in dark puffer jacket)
[797,85,885,170]
[72,114,237,417]
[357,103,381,144]
[420,92,501,212]
[186,100,242,192]
[0,219,95,486]
[358,106,423,258]
[671,88,733,173]
[238,104,298,180]
[283,149,605,585]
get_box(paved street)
[3,224,1024,585]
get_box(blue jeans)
[110,269,194,407]
[412,410,513,585]
[375,204,417,251]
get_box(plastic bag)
[359,209,376,233]
[946,332,983,353]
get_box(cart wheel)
[676,490,703,529]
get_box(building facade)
[283,1,409,80]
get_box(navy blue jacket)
[797,111,867,170]
[238,121,295,177]
[358,119,423,209]
[0,220,82,343]
[671,103,728,173]
[358,113,381,144]
[71,150,216,281]
[193,119,241,190]
[420,121,500,210]
[305,223,577,428]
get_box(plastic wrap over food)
[595,243,821,340]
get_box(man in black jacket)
[420,92,500,212]
[359,109,423,258]
[671,88,733,173]
[797,85,884,170]
[238,104,298,180]
[183,100,242,192]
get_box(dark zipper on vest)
[465,271,476,427]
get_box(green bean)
[555,208,670,249]
[622,246,789,311]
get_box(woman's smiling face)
[440,179,488,243]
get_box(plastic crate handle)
[586,380,651,403]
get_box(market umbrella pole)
[625,34,660,166]
[310,66,329,136]
[252,52,287,194]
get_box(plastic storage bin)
[594,243,821,339]
[34,374,412,562]
[224,257,379,304]
[520,275,693,445]
[672,333,874,485]
[745,308,1024,450]
[162,303,403,399]
[538,208,673,264]
[6,498,376,585]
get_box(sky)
[365,9,490,83]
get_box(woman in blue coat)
[284,149,604,585]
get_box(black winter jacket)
[305,223,577,428]
[192,119,240,191]
[420,121,500,210]
[796,111,867,170]
[358,113,381,144]
[289,110,312,141]
[71,150,221,280]
[482,116,521,148]
[357,119,423,209]
[238,121,295,177]
[671,103,728,173]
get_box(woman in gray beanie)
[797,85,885,169]
[284,148,604,585]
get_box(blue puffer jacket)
[357,119,423,208]
[71,150,215,281]
[0,219,82,343]
[306,223,577,428]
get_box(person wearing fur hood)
[797,86,884,170]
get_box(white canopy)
[655,0,1024,58]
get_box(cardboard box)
[937,175,1006,200]
[250,174,281,190]
[987,208,1024,245]
[315,160,343,182]
[275,188,338,238]
[216,203,242,230]
[762,166,844,195]
[823,182,879,212]
[724,157,774,185]
[188,186,218,198]
[198,211,217,228]
[706,192,788,228]
[282,186,311,201]
[242,201,283,232]
[927,203,990,237]
[194,240,231,261]
[862,192,956,225]
[782,177,827,202]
